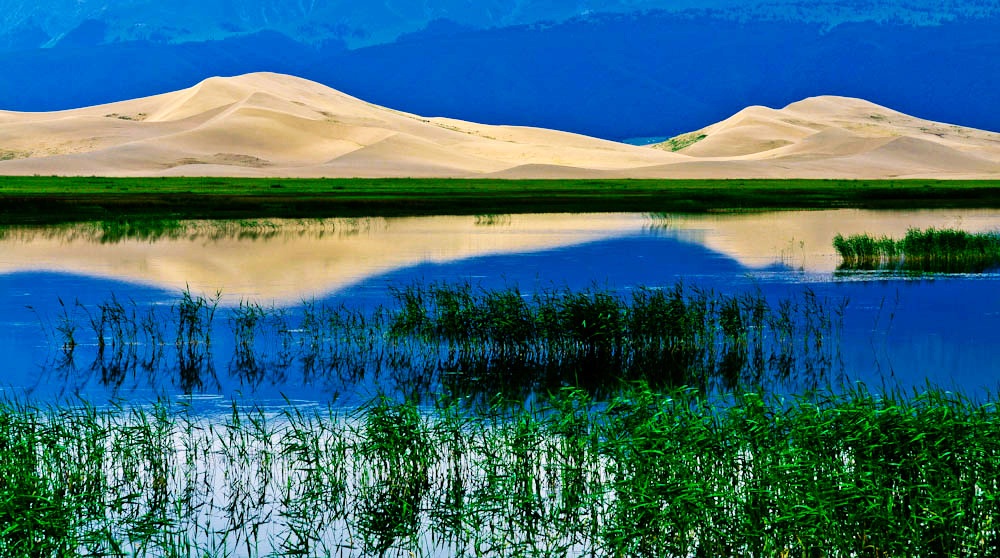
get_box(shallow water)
[2,209,999,407]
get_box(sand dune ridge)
[0,76,997,179]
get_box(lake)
[2,209,999,408]
[5,208,1000,557]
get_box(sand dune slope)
[0,72,680,177]
[0,75,996,178]
[653,96,1000,178]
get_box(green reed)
[0,217,381,244]
[2,384,998,557]
[834,227,1000,272]
[39,282,846,400]
[388,282,846,399]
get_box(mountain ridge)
[2,1,996,52]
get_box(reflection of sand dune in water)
[4,211,999,304]
[0,214,649,304]
[661,209,1000,272]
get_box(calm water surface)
[2,210,999,408]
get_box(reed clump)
[0,217,381,244]
[1,384,998,556]
[834,227,1000,272]
[388,282,845,399]
[40,281,847,400]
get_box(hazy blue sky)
[0,0,996,137]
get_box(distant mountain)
[0,10,996,139]
[0,32,330,111]
[306,12,1000,138]
[0,0,996,51]
[0,73,996,179]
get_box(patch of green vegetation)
[389,282,845,398]
[658,132,708,152]
[0,408,75,556]
[834,227,1000,272]
[1,383,998,556]
[44,282,845,400]
[0,217,367,244]
[473,213,512,226]
[103,112,148,121]
[95,217,187,243]
[0,150,29,161]
[1,177,1000,225]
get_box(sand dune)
[0,72,678,178]
[654,95,1000,178]
[0,74,997,178]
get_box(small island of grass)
[834,227,1000,272]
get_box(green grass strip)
[2,177,1000,224]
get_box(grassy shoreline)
[2,177,1000,224]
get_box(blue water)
[3,218,999,409]
[618,136,670,146]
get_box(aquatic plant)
[39,281,847,401]
[1,384,998,556]
[834,227,1000,272]
[0,217,380,245]
[389,282,846,400]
